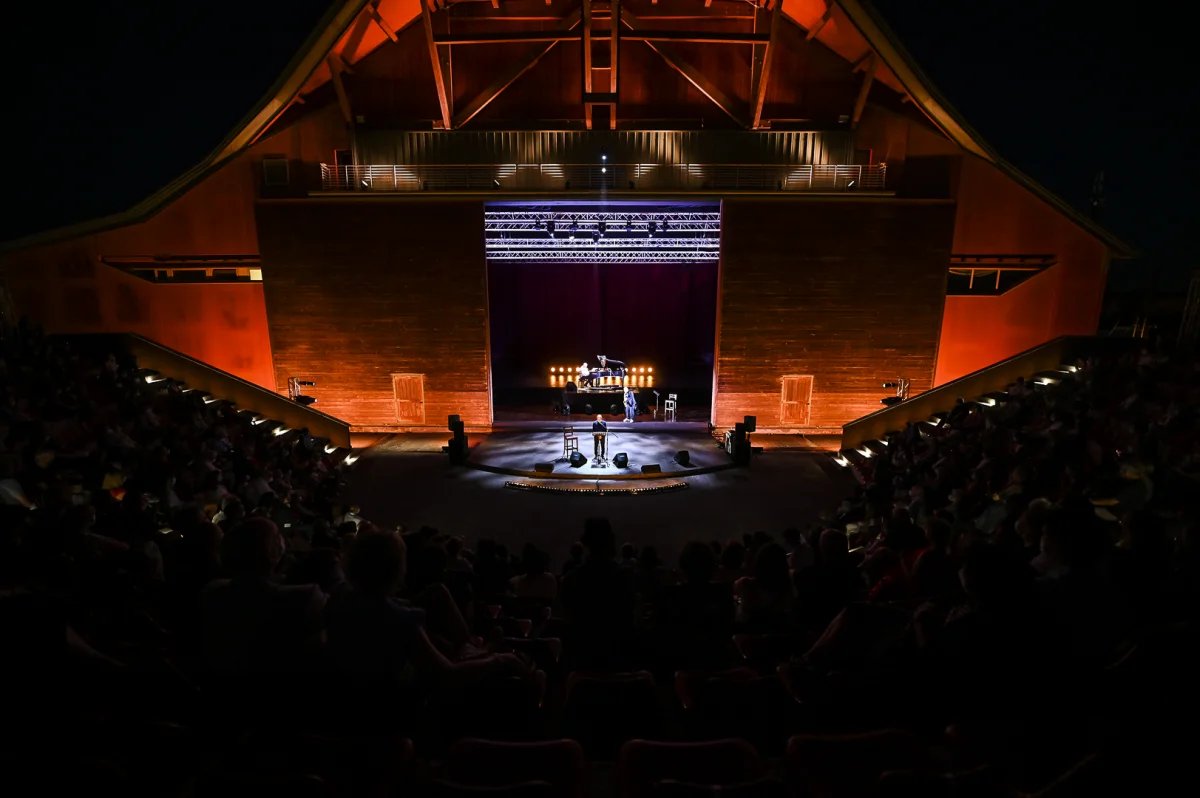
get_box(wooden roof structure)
[3,0,1135,257]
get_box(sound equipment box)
[448,414,461,430]
[674,450,690,466]
[533,462,554,473]
[743,415,757,433]
[613,452,629,468]
[569,451,587,468]
[640,463,662,474]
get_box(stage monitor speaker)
[613,452,629,468]
[744,415,757,433]
[569,451,587,468]
[584,404,594,415]
[674,450,690,466]
[641,463,661,474]
[609,403,620,414]
[534,462,554,473]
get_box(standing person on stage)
[592,414,608,459]
[623,387,638,423]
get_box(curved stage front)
[466,422,737,480]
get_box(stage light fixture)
[661,218,669,232]
[598,220,606,235]
[601,166,607,174]
[648,367,653,373]
[648,221,657,236]
[546,220,555,236]
[324,444,338,454]
[601,152,608,161]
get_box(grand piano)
[574,356,626,393]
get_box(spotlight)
[570,217,579,231]
[648,221,657,237]
[601,152,608,161]
[661,218,669,232]
[601,166,607,174]
[598,220,606,236]
[648,367,653,373]
[591,231,600,243]
[546,220,555,236]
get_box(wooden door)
[392,373,426,424]
[780,375,814,426]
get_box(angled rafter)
[326,56,353,126]
[454,10,583,128]
[610,0,621,100]
[750,6,783,129]
[368,0,398,42]
[621,10,747,127]
[806,2,832,40]
[422,3,452,130]
[850,51,878,128]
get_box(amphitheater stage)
[467,422,732,480]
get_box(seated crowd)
[3,319,1198,796]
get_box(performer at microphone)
[623,387,638,423]
[591,414,608,458]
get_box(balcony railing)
[318,162,886,193]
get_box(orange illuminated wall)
[1,246,274,388]
[934,156,1110,384]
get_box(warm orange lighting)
[648,367,653,373]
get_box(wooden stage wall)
[714,198,955,430]
[256,199,490,429]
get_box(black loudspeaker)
[613,452,629,468]
[569,451,587,468]
[584,404,594,415]
[448,414,461,431]
[609,403,620,414]
[641,463,661,474]
[447,437,467,465]
[674,450,691,466]
[743,415,757,433]
[534,462,554,473]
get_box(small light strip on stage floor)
[504,480,689,496]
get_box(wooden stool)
[563,428,579,459]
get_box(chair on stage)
[562,428,579,460]
[664,393,678,422]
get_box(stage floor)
[468,423,731,479]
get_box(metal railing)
[319,162,886,193]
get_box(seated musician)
[578,361,591,387]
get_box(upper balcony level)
[266,129,889,196]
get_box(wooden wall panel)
[0,242,274,388]
[714,198,954,430]
[256,199,490,429]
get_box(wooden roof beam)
[368,0,398,42]
[751,6,782,129]
[435,30,770,45]
[422,4,453,130]
[622,10,748,128]
[850,51,878,128]
[326,56,354,126]
[454,9,582,128]
[806,2,832,40]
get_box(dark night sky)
[4,1,1196,292]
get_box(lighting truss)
[484,208,721,263]
[487,250,718,263]
[485,210,721,234]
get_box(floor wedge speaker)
[534,462,554,473]
[674,450,691,466]
[613,452,629,468]
[641,463,662,474]
[569,451,587,468]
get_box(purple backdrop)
[487,260,718,389]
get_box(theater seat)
[786,730,932,798]
[617,739,766,798]
[427,781,558,798]
[673,669,791,754]
[439,738,586,798]
[562,671,659,758]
